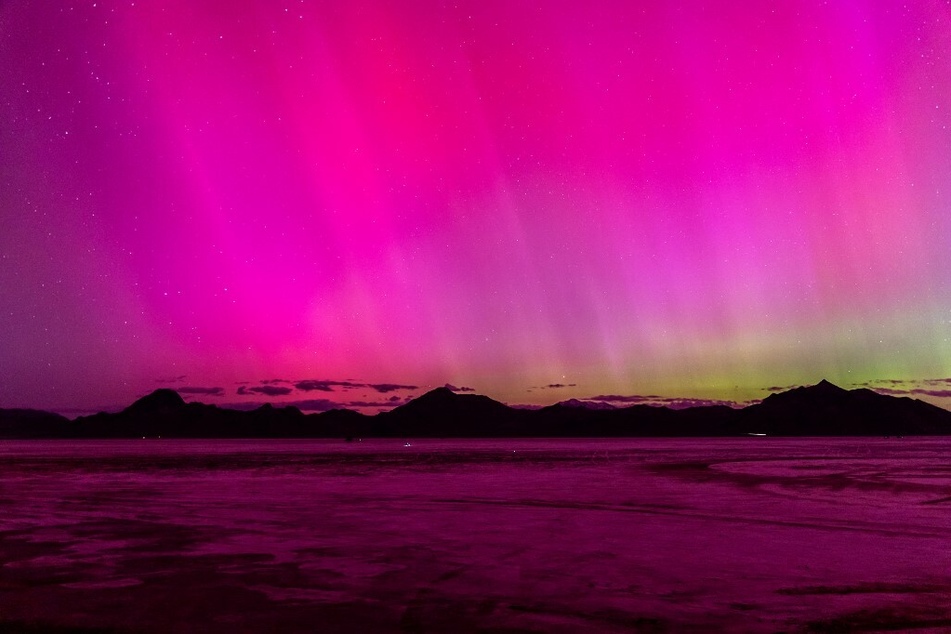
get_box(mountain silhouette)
[737,380,951,436]
[0,408,71,439]
[62,390,320,439]
[123,388,187,415]
[376,387,528,436]
[1,381,949,438]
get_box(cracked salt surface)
[1,437,950,632]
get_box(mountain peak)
[409,386,460,404]
[759,380,849,408]
[124,389,186,414]
[805,379,849,397]
[389,386,510,418]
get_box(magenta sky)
[3,1,951,414]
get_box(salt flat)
[1,438,950,632]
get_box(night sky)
[3,1,951,415]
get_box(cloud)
[765,385,800,392]
[584,394,746,409]
[216,398,340,412]
[911,388,951,398]
[871,386,951,399]
[587,394,653,404]
[293,379,417,393]
[661,398,747,410]
[872,387,908,396]
[260,378,291,385]
[294,380,341,392]
[367,383,418,393]
[858,378,917,388]
[238,385,293,397]
[221,393,407,412]
[177,386,225,396]
[443,383,475,392]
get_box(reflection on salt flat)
[1,438,951,632]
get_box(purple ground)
[1,438,950,632]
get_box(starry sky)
[3,1,951,415]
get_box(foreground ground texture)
[1,438,950,632]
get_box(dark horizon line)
[5,378,951,440]
[8,377,951,420]
[34,378,950,420]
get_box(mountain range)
[1,380,949,439]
